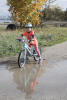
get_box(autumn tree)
[7,0,47,26]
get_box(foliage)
[7,0,47,26]
[64,9,67,20]
[42,7,67,21]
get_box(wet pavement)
[0,59,67,100]
[0,42,67,100]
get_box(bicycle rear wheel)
[18,49,26,68]
[34,48,42,61]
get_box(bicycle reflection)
[11,63,45,99]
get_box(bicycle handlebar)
[16,36,34,43]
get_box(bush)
[6,24,16,30]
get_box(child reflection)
[12,64,45,99]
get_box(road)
[0,42,67,100]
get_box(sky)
[0,0,10,17]
[51,0,67,10]
[0,0,67,17]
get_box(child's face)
[26,27,32,32]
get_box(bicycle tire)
[18,49,26,68]
[34,48,42,61]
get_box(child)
[18,23,41,64]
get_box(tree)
[64,8,67,20]
[7,0,47,26]
[53,7,64,21]
[44,0,56,8]
[42,6,64,21]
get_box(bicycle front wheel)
[18,49,26,68]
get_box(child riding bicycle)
[17,23,41,64]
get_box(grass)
[0,25,67,57]
[35,27,67,46]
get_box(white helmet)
[25,23,32,28]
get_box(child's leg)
[31,39,41,57]
[30,39,41,63]
[34,44,41,57]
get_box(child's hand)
[28,39,31,43]
[16,36,21,40]
[16,36,21,42]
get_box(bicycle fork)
[24,49,27,65]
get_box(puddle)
[0,60,67,100]
[0,64,7,70]
[35,60,67,97]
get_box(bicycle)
[17,37,41,68]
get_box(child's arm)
[28,34,35,43]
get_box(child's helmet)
[25,23,32,28]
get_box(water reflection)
[0,59,67,100]
[7,61,46,99]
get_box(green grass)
[35,27,67,46]
[0,25,67,57]
[0,29,23,57]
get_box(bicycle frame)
[22,41,37,57]
[20,42,35,66]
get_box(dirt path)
[44,41,67,67]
